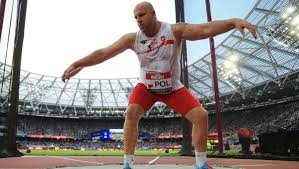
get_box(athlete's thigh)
[129,83,157,112]
[162,87,201,116]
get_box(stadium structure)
[0,0,299,168]
[0,0,298,117]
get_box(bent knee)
[125,104,144,121]
[186,106,208,124]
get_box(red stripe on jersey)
[138,39,175,54]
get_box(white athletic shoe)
[195,161,213,169]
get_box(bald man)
[61,1,257,169]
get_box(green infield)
[19,149,239,156]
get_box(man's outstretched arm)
[61,33,135,82]
[172,18,257,41]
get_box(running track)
[0,156,298,169]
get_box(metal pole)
[6,0,27,157]
[204,0,224,153]
[175,0,192,156]
[0,0,7,42]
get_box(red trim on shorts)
[129,83,201,116]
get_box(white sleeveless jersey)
[133,22,183,93]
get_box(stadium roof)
[189,0,299,100]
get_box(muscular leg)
[185,106,208,153]
[124,103,145,155]
[123,83,156,168]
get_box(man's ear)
[152,10,156,18]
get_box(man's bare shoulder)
[121,32,136,49]
[171,22,187,27]
[171,23,187,42]
[123,32,136,39]
[121,33,136,43]
[171,22,188,32]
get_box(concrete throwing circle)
[59,165,241,169]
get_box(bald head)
[134,1,155,15]
[134,1,159,35]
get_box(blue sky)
[184,0,257,64]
